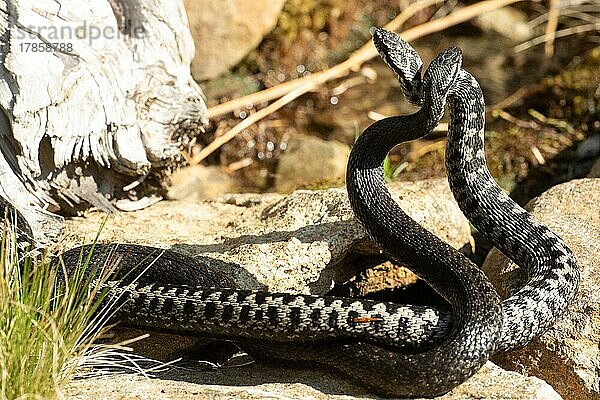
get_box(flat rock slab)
[60,179,470,294]
[63,362,561,400]
[60,179,566,399]
[484,178,600,399]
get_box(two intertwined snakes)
[2,28,579,398]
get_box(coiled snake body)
[2,28,578,398]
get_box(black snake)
[1,28,579,398]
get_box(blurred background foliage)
[182,0,599,205]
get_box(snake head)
[372,27,424,106]
[422,46,463,102]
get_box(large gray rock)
[61,179,567,399]
[184,0,285,80]
[483,178,600,399]
[64,362,561,400]
[61,178,469,294]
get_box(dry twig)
[489,86,532,111]
[205,0,443,120]
[545,0,560,57]
[515,22,600,52]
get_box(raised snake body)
[372,28,579,353]
[1,28,579,398]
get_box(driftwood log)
[0,0,207,241]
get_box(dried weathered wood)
[0,0,207,240]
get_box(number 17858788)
[19,42,73,52]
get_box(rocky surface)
[60,178,472,389]
[62,178,594,399]
[184,0,285,80]
[483,178,600,400]
[275,134,351,192]
[64,361,561,400]
[60,178,469,294]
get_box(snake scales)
[2,28,579,398]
